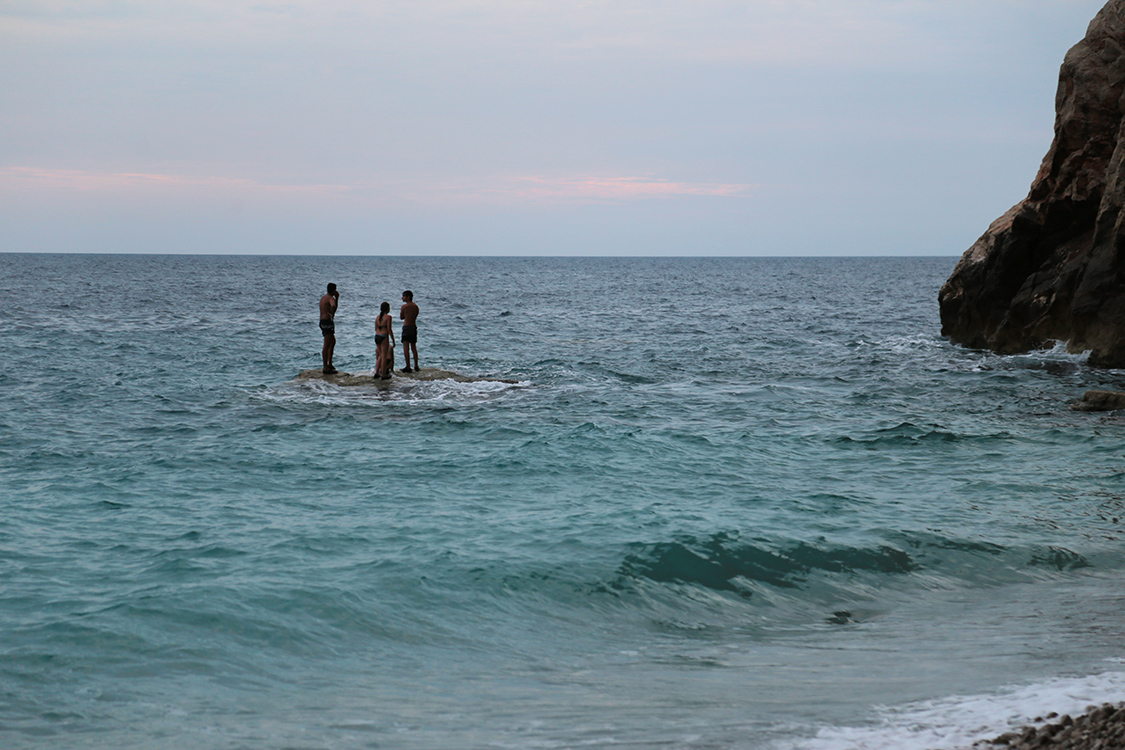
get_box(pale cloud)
[507,175,752,200]
[0,0,1038,68]
[0,166,752,207]
[0,166,351,197]
[409,175,756,205]
[0,0,1110,254]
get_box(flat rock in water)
[1071,389,1125,412]
[295,367,516,387]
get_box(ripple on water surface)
[3,255,1125,749]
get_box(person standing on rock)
[319,283,339,374]
[374,301,395,380]
[400,290,420,373]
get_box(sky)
[0,0,1111,256]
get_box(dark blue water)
[2,254,1125,749]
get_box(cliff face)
[939,1,1125,366]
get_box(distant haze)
[0,0,1108,256]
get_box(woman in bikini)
[374,302,395,379]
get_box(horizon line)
[0,250,963,259]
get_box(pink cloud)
[0,166,754,207]
[407,175,756,205]
[508,175,752,200]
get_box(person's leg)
[324,333,336,372]
[401,339,412,372]
[375,342,383,377]
[410,342,418,370]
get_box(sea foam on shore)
[782,671,1125,750]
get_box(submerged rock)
[939,1,1125,366]
[1071,388,1125,410]
[295,367,517,387]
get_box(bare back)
[400,301,419,325]
[375,312,392,335]
[319,293,337,320]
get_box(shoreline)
[976,703,1125,749]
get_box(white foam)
[1010,340,1091,364]
[883,335,947,354]
[393,377,530,405]
[257,375,529,407]
[958,342,1092,373]
[777,670,1125,750]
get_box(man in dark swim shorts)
[319,283,339,374]
[400,290,420,373]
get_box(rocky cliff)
[939,0,1125,366]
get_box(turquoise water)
[3,254,1125,749]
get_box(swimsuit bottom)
[401,324,418,344]
[319,319,335,336]
[374,334,388,345]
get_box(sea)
[2,253,1125,750]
